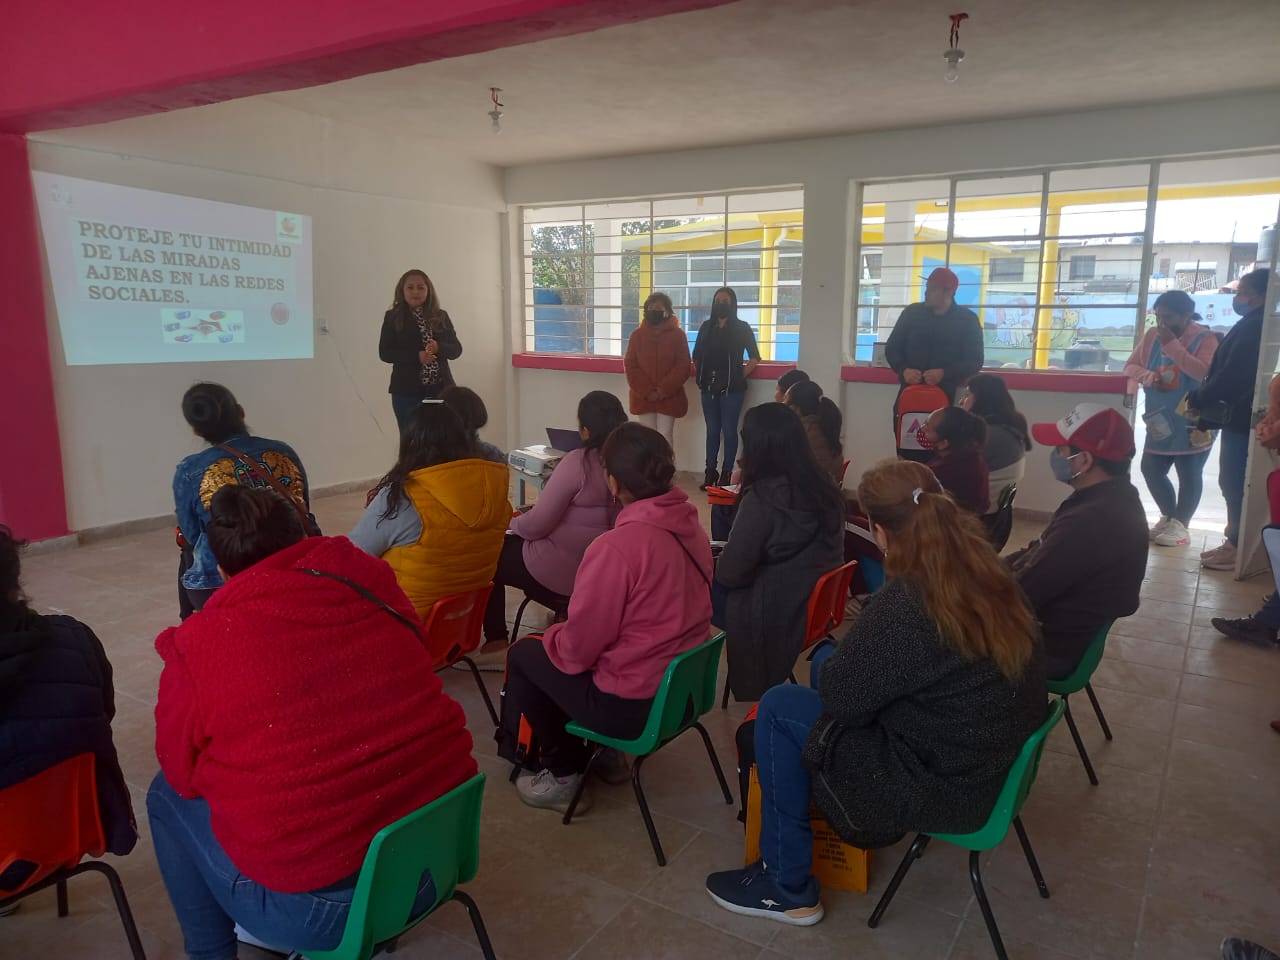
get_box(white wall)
[29,99,506,530]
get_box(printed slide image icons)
[162,309,246,344]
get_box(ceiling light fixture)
[488,87,504,133]
[944,12,969,83]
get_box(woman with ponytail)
[784,379,845,483]
[707,459,1045,928]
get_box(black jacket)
[885,302,985,402]
[802,579,1047,848]
[1187,306,1263,435]
[378,308,463,396]
[0,612,137,855]
[1007,477,1148,679]
[692,317,760,394]
[715,475,843,700]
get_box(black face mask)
[644,309,666,325]
[711,303,731,319]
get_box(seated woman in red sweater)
[923,406,990,515]
[148,485,476,960]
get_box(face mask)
[1049,449,1083,484]
[711,303,731,319]
[644,309,665,325]
[1232,297,1251,317]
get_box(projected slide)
[31,172,314,365]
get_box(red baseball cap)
[1031,402,1135,461]
[926,267,960,293]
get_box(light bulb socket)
[943,48,965,67]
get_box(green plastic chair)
[867,698,1066,960]
[563,632,734,866]
[285,773,496,960]
[1046,620,1115,786]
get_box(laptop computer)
[546,427,583,453]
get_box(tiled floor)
[7,480,1280,960]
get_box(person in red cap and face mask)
[885,266,985,403]
[1006,402,1149,680]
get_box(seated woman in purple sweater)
[480,391,629,655]
[924,406,990,515]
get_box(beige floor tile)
[1171,702,1280,762]
[573,900,766,960]
[1108,634,1189,671]
[1023,752,1165,827]
[1043,715,1170,777]
[1110,616,1191,645]
[1178,673,1280,721]
[1183,643,1280,686]
[1091,658,1183,700]
[1135,893,1280,960]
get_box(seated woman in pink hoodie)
[480,391,629,654]
[497,422,714,813]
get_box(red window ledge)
[840,365,1129,394]
[513,353,796,380]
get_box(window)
[1069,255,1096,280]
[521,190,803,358]
[990,256,1026,282]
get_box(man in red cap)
[884,266,985,403]
[1006,402,1149,680]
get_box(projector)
[508,445,562,477]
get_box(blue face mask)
[1232,297,1252,317]
[1050,449,1082,484]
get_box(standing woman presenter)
[380,269,463,433]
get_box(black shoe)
[700,468,719,491]
[1222,938,1280,960]
[719,469,734,486]
[1210,616,1279,648]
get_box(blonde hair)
[857,459,1035,679]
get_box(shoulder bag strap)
[298,568,421,635]
[667,530,711,588]
[216,443,319,536]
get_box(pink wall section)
[0,134,70,540]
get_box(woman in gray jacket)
[713,403,844,702]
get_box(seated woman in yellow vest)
[350,403,511,619]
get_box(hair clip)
[912,487,923,504]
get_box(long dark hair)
[738,403,844,517]
[711,286,738,321]
[603,423,675,501]
[965,373,1031,452]
[786,380,843,457]
[182,382,248,444]
[578,391,628,455]
[0,524,31,632]
[389,268,444,333]
[376,403,474,522]
[933,406,987,453]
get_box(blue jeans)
[808,641,836,688]
[1256,592,1280,630]
[1220,430,1250,544]
[147,773,436,960]
[1140,450,1211,525]
[701,390,747,473]
[756,683,825,891]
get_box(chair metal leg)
[562,746,602,825]
[1062,697,1099,786]
[691,721,734,805]
[511,596,533,644]
[453,890,498,960]
[1012,816,1050,899]
[969,850,1009,960]
[788,671,798,684]
[628,754,667,866]
[78,861,147,960]
[459,656,499,727]
[867,833,929,928]
[1084,682,1113,741]
[55,878,68,917]
[721,673,731,709]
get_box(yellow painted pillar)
[1035,205,1062,369]
[758,226,780,361]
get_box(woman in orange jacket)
[624,292,692,449]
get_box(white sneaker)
[1154,519,1190,547]
[1202,541,1238,571]
[1149,517,1171,542]
[516,768,591,814]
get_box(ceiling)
[262,0,1280,168]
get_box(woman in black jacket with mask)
[379,269,463,433]
[692,286,761,488]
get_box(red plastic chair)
[840,459,851,483]
[0,753,145,959]
[424,584,498,726]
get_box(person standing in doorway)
[379,269,463,433]
[1123,290,1218,547]
[1188,268,1271,571]
[693,286,761,489]
[624,292,692,450]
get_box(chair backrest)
[803,560,859,648]
[840,459,851,483]
[629,633,726,754]
[943,698,1065,851]
[987,482,1017,551]
[423,584,494,669]
[0,753,104,899]
[320,773,486,960]
[1046,620,1115,696]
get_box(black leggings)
[502,637,652,777]
[483,534,554,644]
